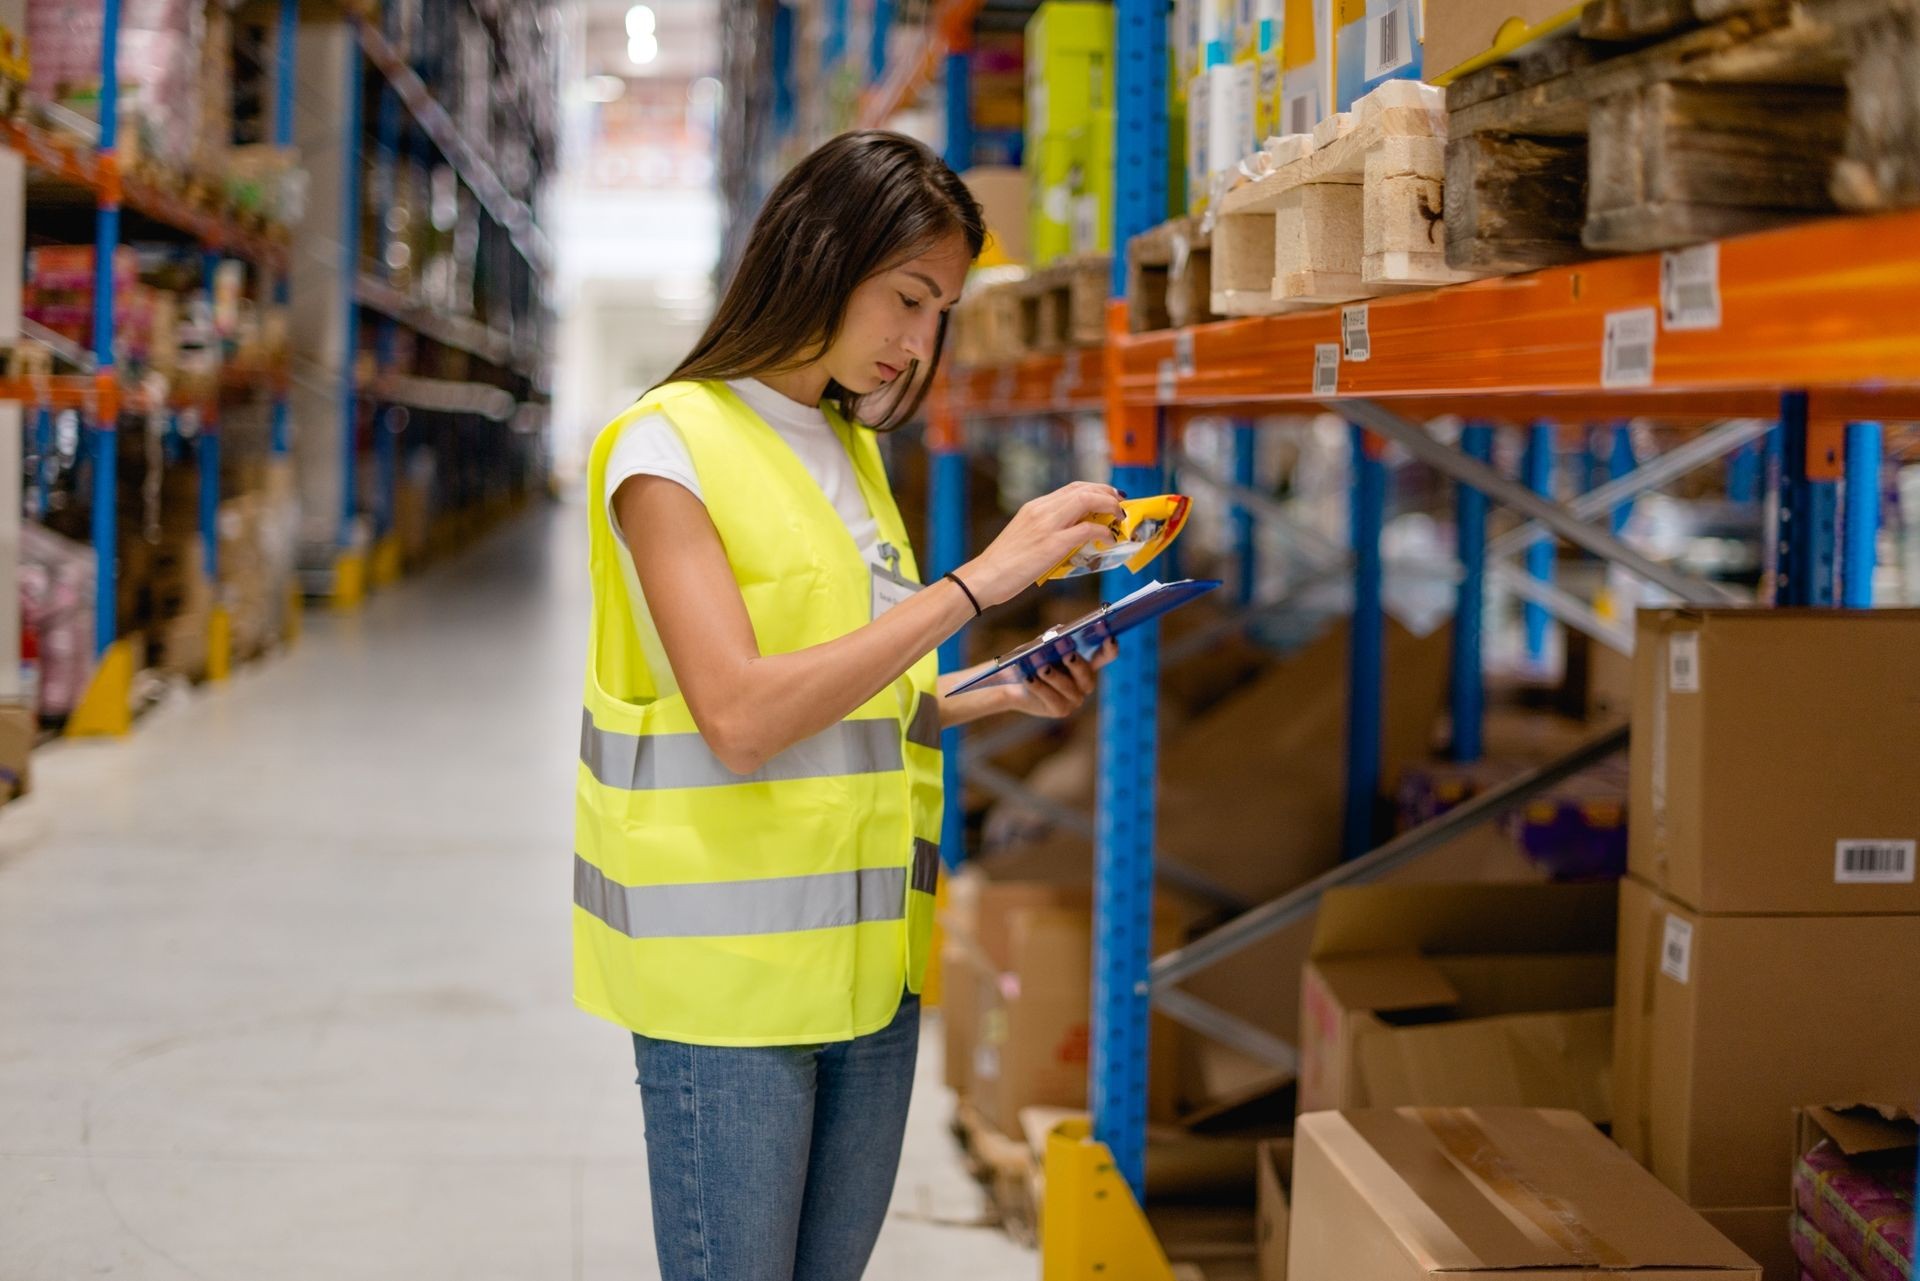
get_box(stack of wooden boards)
[949,254,1112,366]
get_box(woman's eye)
[899,293,922,310]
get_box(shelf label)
[1313,343,1340,396]
[1174,331,1197,378]
[1364,2,1416,81]
[1667,631,1700,693]
[1835,839,1916,885]
[1660,243,1721,331]
[1341,305,1371,362]
[1157,358,1178,401]
[1660,914,1693,984]
[1602,307,1657,388]
[1285,89,1319,138]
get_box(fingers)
[1088,638,1120,671]
[1061,652,1098,695]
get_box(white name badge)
[872,561,920,620]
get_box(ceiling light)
[624,4,655,37]
[628,32,659,65]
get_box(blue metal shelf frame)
[89,0,125,655]
[270,0,297,456]
[1523,420,1554,665]
[1450,422,1493,763]
[199,250,222,583]
[339,34,367,548]
[1842,420,1882,608]
[1775,391,1838,607]
[372,11,403,545]
[1343,426,1385,860]
[1230,423,1257,607]
[942,51,971,172]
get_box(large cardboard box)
[1699,1207,1793,1281]
[1612,876,1920,1209]
[962,166,1031,267]
[1299,881,1616,1121]
[1421,0,1583,86]
[1628,608,1920,915]
[1289,1108,1761,1281]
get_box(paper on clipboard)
[951,578,1223,694]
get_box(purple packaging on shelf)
[1792,1214,1872,1281]
[1793,1109,1917,1281]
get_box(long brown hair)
[663,130,985,432]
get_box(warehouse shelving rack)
[849,0,1920,1273]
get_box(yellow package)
[1039,494,1192,583]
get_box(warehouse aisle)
[0,503,1029,1280]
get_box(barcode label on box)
[1157,358,1178,401]
[1313,343,1340,396]
[1835,840,1917,885]
[1661,243,1722,331]
[1667,632,1700,693]
[1365,3,1414,80]
[1660,915,1693,984]
[1602,307,1657,388]
[1286,90,1318,136]
[1342,305,1371,362]
[1175,330,1197,377]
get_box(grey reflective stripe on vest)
[911,837,941,896]
[575,854,911,939]
[905,696,942,751]
[581,711,902,791]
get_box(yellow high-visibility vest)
[574,380,943,1046]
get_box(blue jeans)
[632,993,921,1281]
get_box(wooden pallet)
[1126,217,1218,332]
[1209,81,1479,318]
[1021,254,1111,353]
[1444,0,1918,269]
[953,1103,1040,1246]
[951,276,1031,369]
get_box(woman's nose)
[901,312,938,362]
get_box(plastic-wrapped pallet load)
[29,0,206,173]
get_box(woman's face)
[824,231,973,395]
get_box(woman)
[573,130,1126,1279]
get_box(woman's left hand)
[1007,639,1119,719]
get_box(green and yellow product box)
[1025,2,1113,139]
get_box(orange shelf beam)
[934,348,1107,419]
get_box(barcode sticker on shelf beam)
[1667,632,1700,693]
[1342,305,1371,362]
[1661,243,1721,331]
[1660,915,1693,984]
[1175,331,1197,378]
[1364,3,1414,81]
[1602,307,1657,388]
[1313,343,1340,396]
[1835,840,1916,885]
[1157,358,1178,401]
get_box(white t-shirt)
[603,378,885,696]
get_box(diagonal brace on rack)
[1147,726,1629,993]
[1490,563,1637,653]
[1332,400,1741,606]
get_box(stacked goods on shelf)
[1025,2,1113,267]
[29,0,207,175]
[1332,0,1424,112]
[1211,80,1478,317]
[19,523,96,720]
[970,32,1026,168]
[1439,0,1920,275]
[1286,1108,1761,1280]
[1298,883,1616,1121]
[1613,609,1920,1280]
[1792,1108,1915,1281]
[1126,214,1219,332]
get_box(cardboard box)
[1421,0,1584,86]
[1257,1138,1293,1281]
[1299,881,1616,1121]
[963,166,1031,267]
[1289,1107,1761,1281]
[1028,134,1078,268]
[1629,608,1920,915]
[1279,0,1333,134]
[940,857,1185,1136]
[1612,876,1920,1208]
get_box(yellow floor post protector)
[1042,1117,1176,1281]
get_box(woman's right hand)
[958,481,1129,609]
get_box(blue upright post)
[1728,438,1761,505]
[90,0,125,656]
[823,0,847,71]
[373,60,401,544]
[1842,421,1882,609]
[199,250,222,582]
[928,445,968,870]
[942,51,972,172]
[339,34,365,546]
[1343,425,1385,860]
[1450,423,1492,763]
[32,406,51,519]
[1775,391,1838,607]
[1607,422,1635,536]
[771,5,795,139]
[1091,0,1167,1200]
[869,0,894,84]
[1523,421,1554,664]
[269,0,297,456]
[1231,422,1257,607]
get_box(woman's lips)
[877,361,902,382]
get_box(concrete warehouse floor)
[0,502,1030,1279]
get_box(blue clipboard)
[951,578,1223,694]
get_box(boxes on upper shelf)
[1613,875,1920,1210]
[1025,1,1112,140]
[1421,0,1584,86]
[1792,1106,1915,1281]
[1289,1107,1761,1281]
[1279,0,1334,135]
[1628,608,1920,916]
[1298,881,1617,1123]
